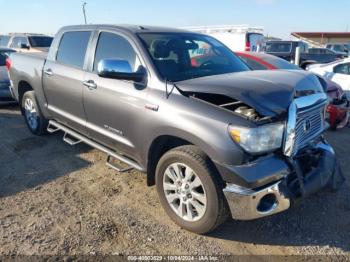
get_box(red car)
[236,52,349,130]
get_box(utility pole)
[82,2,87,25]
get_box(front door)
[83,31,148,158]
[43,31,92,134]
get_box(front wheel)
[22,91,48,135]
[155,145,229,234]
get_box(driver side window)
[94,32,141,73]
[334,63,350,75]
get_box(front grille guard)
[283,93,328,157]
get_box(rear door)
[43,31,92,134]
[83,30,148,158]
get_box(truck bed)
[8,51,47,103]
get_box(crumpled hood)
[177,70,324,117]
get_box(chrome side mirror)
[97,59,146,83]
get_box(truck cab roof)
[59,24,192,35]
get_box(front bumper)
[222,140,344,220]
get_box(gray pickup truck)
[8,25,344,234]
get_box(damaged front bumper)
[221,140,345,220]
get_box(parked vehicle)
[186,25,265,52]
[265,41,341,69]
[326,43,349,57]
[324,79,349,130]
[8,25,343,234]
[308,58,350,94]
[309,47,344,57]
[7,33,53,53]
[235,51,301,70]
[0,35,10,47]
[0,48,16,104]
[236,52,349,129]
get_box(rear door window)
[56,31,91,69]
[28,36,53,48]
[266,42,292,53]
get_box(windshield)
[138,33,249,82]
[266,42,292,53]
[28,36,53,48]
[263,56,301,70]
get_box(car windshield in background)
[138,33,249,82]
[263,56,301,70]
[28,36,53,47]
[0,50,15,66]
[266,42,292,53]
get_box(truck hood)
[176,70,324,117]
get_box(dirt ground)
[0,104,350,257]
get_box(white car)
[308,58,350,95]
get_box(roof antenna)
[138,26,146,30]
[82,2,88,25]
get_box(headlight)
[228,123,285,153]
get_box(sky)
[1,0,349,39]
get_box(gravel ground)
[0,104,349,257]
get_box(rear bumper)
[221,140,344,220]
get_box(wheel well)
[18,81,33,110]
[147,136,192,186]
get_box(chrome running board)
[47,120,145,173]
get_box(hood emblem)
[303,119,311,133]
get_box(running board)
[106,155,134,173]
[47,120,145,173]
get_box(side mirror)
[97,59,146,83]
[20,43,30,50]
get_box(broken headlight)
[228,123,285,154]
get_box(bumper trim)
[223,181,290,220]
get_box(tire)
[155,145,229,234]
[21,91,48,135]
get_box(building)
[291,32,350,47]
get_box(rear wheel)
[156,145,229,234]
[22,91,48,135]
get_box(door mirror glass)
[20,43,30,49]
[97,59,146,82]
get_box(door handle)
[44,69,53,76]
[83,80,97,90]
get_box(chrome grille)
[293,104,325,155]
[283,93,328,157]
